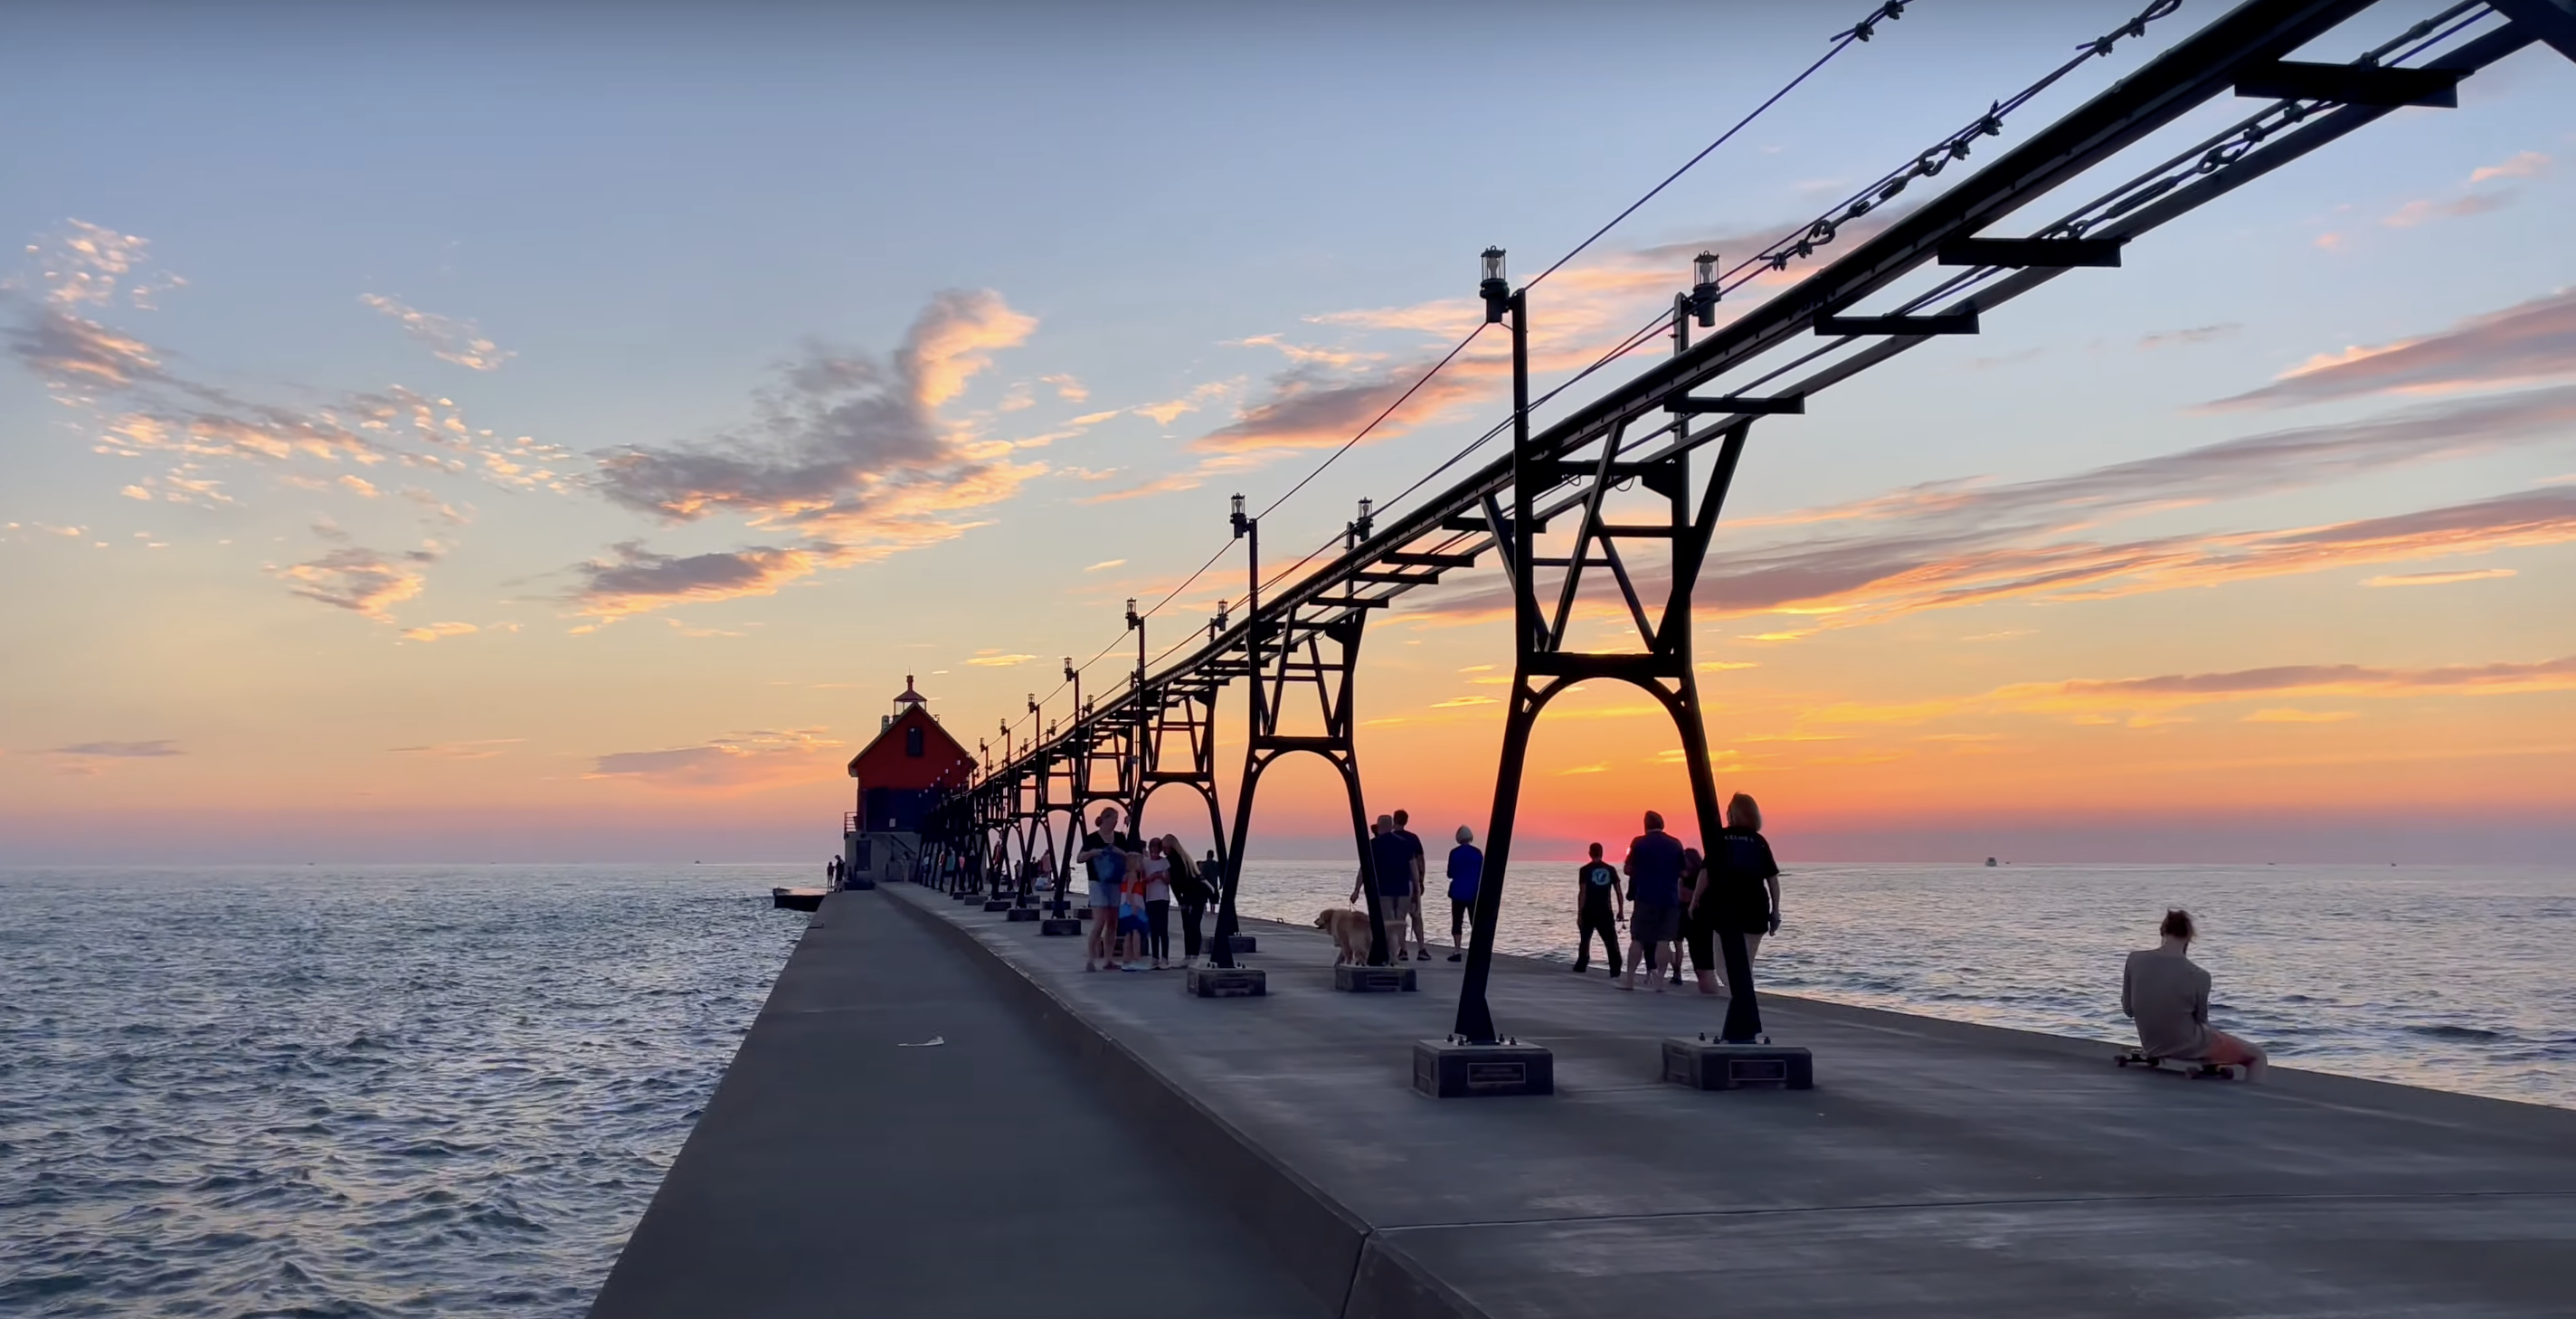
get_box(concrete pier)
[585,888,1323,1319]
[597,883,2576,1318]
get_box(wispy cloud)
[398,621,479,641]
[2138,323,2240,350]
[965,651,1036,667]
[2467,150,2549,185]
[2211,288,2576,409]
[585,728,845,793]
[2383,193,2511,229]
[391,738,524,759]
[49,739,184,757]
[358,294,514,372]
[578,289,1045,616]
[1409,385,2576,632]
[2242,708,2356,723]
[2362,567,2516,587]
[567,542,839,621]
[1805,653,2576,726]
[19,220,185,310]
[272,543,440,622]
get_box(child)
[1115,849,1152,972]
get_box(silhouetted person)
[1167,835,1211,963]
[1622,811,1685,992]
[1572,842,1623,976]
[1391,808,1429,958]
[1444,825,1482,962]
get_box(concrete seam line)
[882,890,1397,1315]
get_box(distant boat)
[1984,857,1998,867]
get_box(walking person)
[1572,842,1624,976]
[1444,825,1482,962]
[1678,847,1723,994]
[1076,805,1138,973]
[1621,811,1685,993]
[1167,835,1211,964]
[1704,793,1781,996]
[2123,909,2268,1079]
[1347,815,1418,962]
[1391,809,1431,960]
[1141,837,1175,970]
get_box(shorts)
[1088,880,1117,908]
[1629,902,1680,944]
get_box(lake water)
[0,866,805,1318]
[3,859,2569,1317]
[1231,858,2576,1108]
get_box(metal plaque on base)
[1662,1038,1814,1090]
[982,898,1014,912]
[1412,1039,1553,1098]
[1039,917,1084,936]
[1005,907,1041,923]
[1333,964,1416,993]
[1184,965,1266,998]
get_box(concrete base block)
[841,878,876,890]
[1225,935,1258,954]
[1185,965,1266,998]
[1332,964,1416,993]
[1005,906,1041,923]
[982,899,1015,912]
[1039,917,1084,936]
[1662,1038,1815,1090]
[1412,1039,1553,1098]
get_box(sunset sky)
[5,0,2571,864]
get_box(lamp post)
[1456,245,1532,1047]
[1214,495,1260,971]
[1672,251,1720,355]
[1058,656,1081,916]
[1125,597,1146,825]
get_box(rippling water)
[6,859,2567,1317]
[1232,859,2576,1109]
[0,866,806,1318]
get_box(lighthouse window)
[905,726,924,757]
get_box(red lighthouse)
[839,676,976,885]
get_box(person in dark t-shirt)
[1698,792,1781,996]
[1572,842,1623,975]
[1622,811,1686,992]
[1391,809,1429,959]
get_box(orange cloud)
[585,728,846,794]
[569,542,845,621]
[1808,654,2576,727]
[272,544,438,622]
[358,294,514,372]
[2212,288,2576,407]
[582,290,1051,613]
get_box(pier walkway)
[586,888,1324,1319]
[882,881,2576,1318]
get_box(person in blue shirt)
[1621,811,1686,993]
[1572,842,1624,976]
[1444,825,1482,962]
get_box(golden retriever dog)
[1313,907,1374,965]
